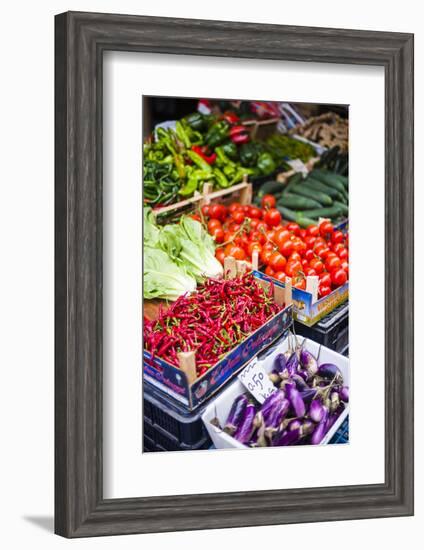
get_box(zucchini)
[278,193,322,210]
[257,180,283,197]
[300,205,345,220]
[291,184,333,206]
[302,177,346,203]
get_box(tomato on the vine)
[269,252,287,272]
[201,204,210,217]
[274,228,290,248]
[248,206,262,219]
[229,202,241,214]
[310,258,324,274]
[319,284,332,298]
[264,265,275,277]
[261,194,276,209]
[319,220,334,237]
[247,241,262,257]
[285,260,302,277]
[286,222,300,235]
[304,235,316,249]
[279,239,294,257]
[224,244,246,260]
[215,248,225,265]
[263,208,282,227]
[207,219,222,232]
[211,227,224,243]
[231,210,245,224]
[331,268,348,287]
[325,255,341,271]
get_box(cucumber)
[291,184,333,206]
[302,177,346,203]
[300,205,345,220]
[333,200,349,216]
[282,172,303,194]
[296,216,320,229]
[257,180,283,197]
[278,193,322,210]
[276,205,299,222]
[311,170,349,195]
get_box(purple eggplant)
[234,403,257,444]
[340,386,349,403]
[311,409,329,445]
[265,397,290,429]
[272,428,301,446]
[274,353,287,373]
[309,399,326,423]
[296,370,309,382]
[300,348,318,376]
[286,383,306,417]
[259,389,283,422]
[300,388,319,404]
[301,419,315,437]
[286,352,299,376]
[224,394,249,435]
[325,412,339,433]
[268,371,281,385]
[288,418,302,431]
[292,374,309,392]
[317,363,343,383]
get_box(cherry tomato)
[231,210,245,224]
[224,244,246,260]
[304,235,316,249]
[301,258,308,268]
[289,251,302,263]
[304,267,317,277]
[266,229,276,242]
[249,218,259,230]
[201,204,210,217]
[332,243,345,256]
[293,240,307,256]
[261,194,276,209]
[310,258,324,274]
[248,206,262,219]
[293,277,306,290]
[207,219,222,232]
[211,227,224,243]
[307,225,319,237]
[264,265,275,277]
[229,202,242,214]
[314,244,327,258]
[341,261,349,277]
[274,228,290,248]
[285,260,302,277]
[299,229,307,240]
[264,208,282,227]
[269,252,287,272]
[319,284,332,298]
[319,272,332,286]
[304,249,315,262]
[331,267,348,287]
[338,248,348,261]
[319,247,332,260]
[208,203,225,221]
[250,229,266,245]
[286,222,300,235]
[325,256,341,271]
[215,248,225,265]
[319,220,334,237]
[279,239,294,257]
[332,230,344,244]
[256,221,268,234]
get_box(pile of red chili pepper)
[144,273,282,376]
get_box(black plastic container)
[143,381,212,452]
[294,303,349,356]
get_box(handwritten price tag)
[287,159,308,176]
[238,359,277,404]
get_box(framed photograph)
[55,11,414,538]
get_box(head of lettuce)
[143,208,223,301]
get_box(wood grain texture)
[54,11,414,538]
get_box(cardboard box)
[143,273,293,411]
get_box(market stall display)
[289,112,349,152]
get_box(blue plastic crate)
[330,416,349,444]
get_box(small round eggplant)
[272,427,301,447]
[274,353,287,374]
[317,363,343,383]
[300,348,318,376]
[301,419,315,437]
[286,383,306,417]
[234,403,257,444]
[224,394,249,435]
[309,399,326,423]
[340,386,349,403]
[300,388,319,405]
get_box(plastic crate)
[294,303,348,354]
[143,381,212,452]
[330,416,349,444]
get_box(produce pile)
[143,111,318,207]
[289,112,349,152]
[144,273,282,376]
[202,200,348,298]
[254,169,348,226]
[221,340,349,447]
[143,208,222,301]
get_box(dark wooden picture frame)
[55,11,414,538]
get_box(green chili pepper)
[179,174,199,196]
[186,150,213,173]
[214,146,237,168]
[175,121,191,148]
[213,167,230,188]
[174,154,186,179]
[205,121,229,148]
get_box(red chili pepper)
[229,125,247,137]
[191,145,216,164]
[230,132,250,144]
[222,111,240,124]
